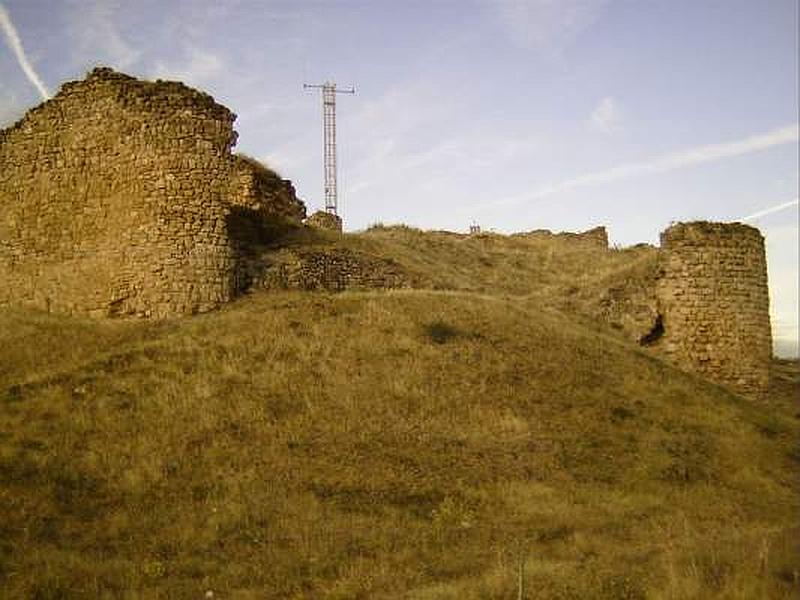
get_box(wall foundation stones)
[257,247,408,291]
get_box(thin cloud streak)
[474,123,799,211]
[741,198,799,222]
[0,4,49,100]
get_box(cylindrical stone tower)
[656,221,772,398]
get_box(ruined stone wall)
[656,222,772,398]
[0,75,775,399]
[594,247,661,339]
[257,247,408,291]
[0,67,304,317]
[306,210,343,232]
[514,226,609,249]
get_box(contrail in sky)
[741,198,799,222]
[475,123,799,210]
[0,3,50,100]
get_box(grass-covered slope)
[1,285,797,599]
[270,224,662,342]
[276,224,659,299]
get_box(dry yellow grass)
[0,228,797,599]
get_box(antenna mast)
[303,81,355,217]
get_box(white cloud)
[342,75,548,206]
[244,100,297,120]
[589,96,619,133]
[470,137,543,168]
[474,123,799,211]
[261,138,314,175]
[341,80,461,195]
[486,0,609,53]
[152,47,224,87]
[67,0,140,69]
[350,80,453,138]
[741,198,799,222]
[0,3,50,100]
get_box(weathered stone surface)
[595,248,661,338]
[0,67,305,318]
[257,247,408,291]
[656,222,771,399]
[573,222,771,399]
[306,210,343,232]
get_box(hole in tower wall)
[225,207,271,294]
[640,314,665,346]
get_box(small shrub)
[141,559,167,580]
[423,320,460,344]
[430,495,475,536]
[536,525,574,543]
[610,406,635,422]
[754,414,789,439]
[5,384,23,402]
[659,434,715,484]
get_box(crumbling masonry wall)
[257,247,409,291]
[0,67,304,318]
[656,222,772,398]
[306,210,343,232]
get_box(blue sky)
[1,0,797,355]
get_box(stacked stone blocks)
[306,210,343,232]
[0,67,305,318]
[258,247,408,291]
[656,222,772,398]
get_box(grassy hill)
[1,227,797,599]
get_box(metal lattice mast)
[323,84,337,213]
[304,81,355,217]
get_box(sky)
[0,0,798,356]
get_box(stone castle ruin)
[0,67,306,318]
[0,68,772,398]
[573,221,771,399]
[655,222,772,398]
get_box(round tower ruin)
[0,67,305,318]
[656,221,772,398]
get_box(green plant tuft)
[423,320,460,344]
